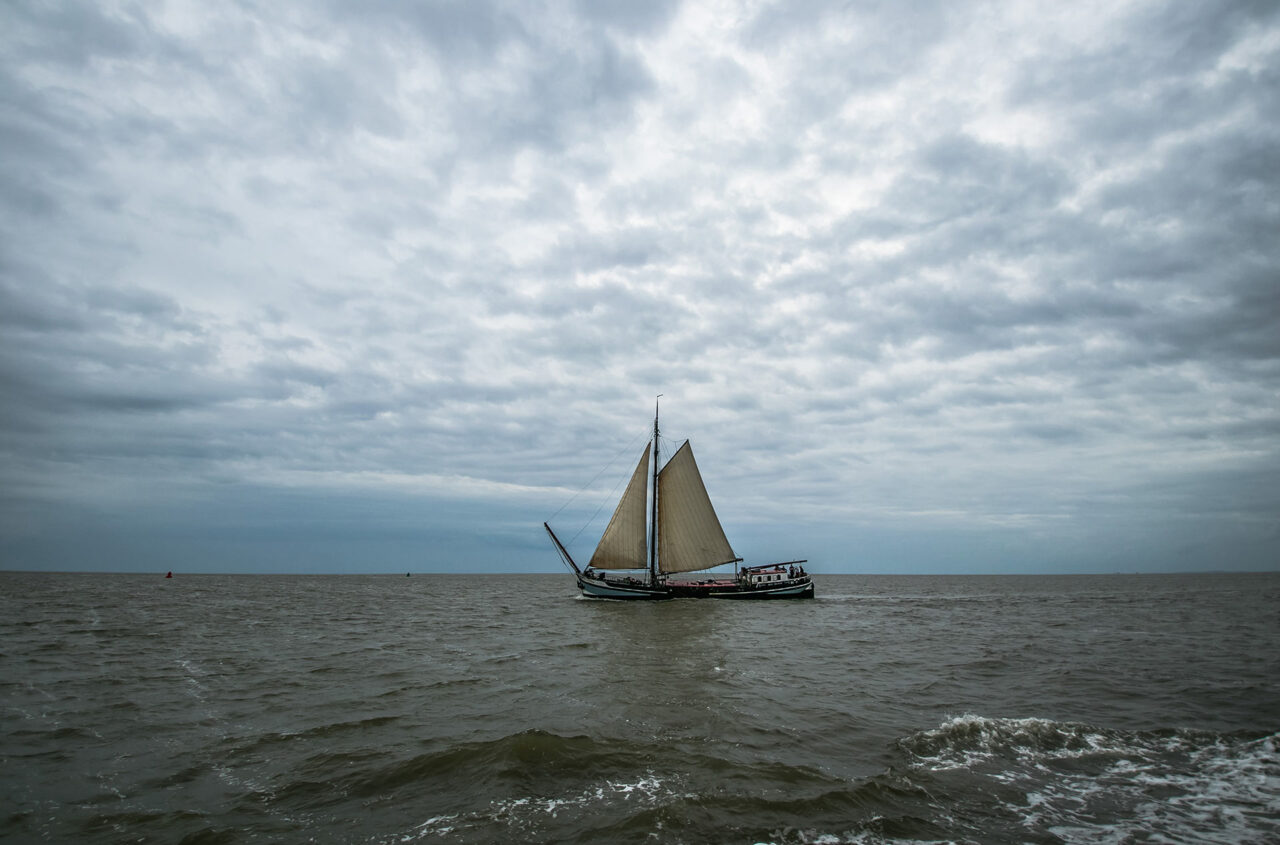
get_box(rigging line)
[546,426,648,524]
[565,460,632,548]
[657,430,687,463]
[655,432,685,471]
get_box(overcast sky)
[2,0,1277,575]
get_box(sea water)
[2,571,1277,843]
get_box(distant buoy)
[165,571,173,578]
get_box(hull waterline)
[576,576,670,600]
[575,574,814,600]
[699,580,814,599]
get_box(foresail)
[588,444,650,570]
[657,442,737,574]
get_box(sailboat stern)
[704,577,815,599]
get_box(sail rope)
[565,469,629,549]
[548,419,693,563]
[655,432,687,473]
[548,426,650,548]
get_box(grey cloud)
[253,360,340,390]
[82,282,184,320]
[458,39,654,157]
[573,0,682,35]
[0,71,92,218]
[1,0,1276,573]
[1096,131,1280,250]
[2,1,148,68]
[282,55,406,142]
[340,0,528,65]
[914,135,1071,215]
[1009,0,1273,104]
[323,0,656,161]
[539,226,671,276]
[1009,3,1280,154]
[743,0,949,59]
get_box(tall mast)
[649,394,661,583]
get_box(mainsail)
[588,444,650,570]
[657,442,737,574]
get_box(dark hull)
[576,574,814,600]
[575,576,670,599]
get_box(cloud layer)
[3,0,1278,572]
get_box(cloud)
[1,0,1277,573]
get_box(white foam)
[382,772,683,842]
[904,714,1173,773]
[906,716,1280,844]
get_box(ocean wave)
[217,714,403,762]
[358,730,889,843]
[365,731,689,843]
[382,772,684,843]
[351,730,655,798]
[897,714,1129,769]
[895,715,1280,844]
[1029,730,1279,844]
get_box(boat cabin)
[741,563,806,586]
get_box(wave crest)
[895,715,1280,843]
[898,714,1121,769]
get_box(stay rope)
[548,426,650,547]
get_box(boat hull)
[577,577,670,600]
[576,575,814,600]
[700,580,814,599]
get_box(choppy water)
[2,571,1277,844]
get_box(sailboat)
[544,400,814,599]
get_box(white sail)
[588,444,651,570]
[657,441,737,574]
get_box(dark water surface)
[2,572,1277,843]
